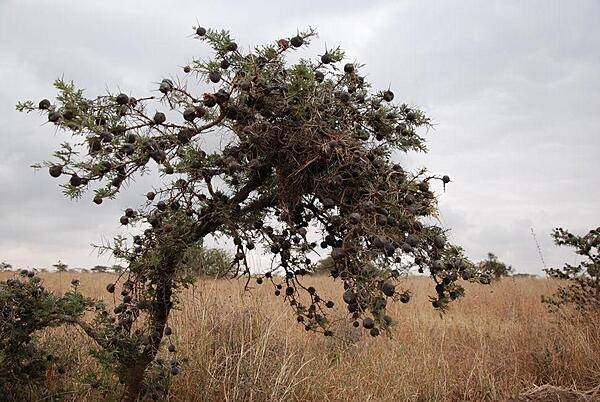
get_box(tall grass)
[2,272,599,401]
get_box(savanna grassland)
[2,272,599,401]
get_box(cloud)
[0,0,598,274]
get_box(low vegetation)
[1,272,598,401]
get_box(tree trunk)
[121,270,173,401]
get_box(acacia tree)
[16,26,481,399]
[479,252,512,281]
[544,227,600,311]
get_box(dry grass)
[2,272,599,401]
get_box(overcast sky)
[1,0,598,274]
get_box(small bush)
[544,227,600,311]
[0,271,99,397]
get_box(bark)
[120,169,272,401]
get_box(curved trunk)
[120,169,271,401]
[122,271,173,401]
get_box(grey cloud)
[1,0,598,273]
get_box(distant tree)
[544,227,600,311]
[16,25,483,400]
[479,253,512,281]
[110,265,125,273]
[91,265,109,273]
[181,243,233,278]
[0,261,12,271]
[312,256,335,275]
[52,261,68,272]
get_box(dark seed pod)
[49,165,62,178]
[321,52,333,64]
[48,111,61,123]
[315,71,324,83]
[159,81,172,94]
[362,317,375,329]
[208,71,221,83]
[177,129,191,144]
[382,90,394,102]
[183,107,196,122]
[196,26,206,36]
[381,282,395,297]
[153,112,166,124]
[106,283,115,293]
[343,63,354,74]
[39,99,51,110]
[70,174,83,187]
[116,93,129,105]
[342,291,356,305]
[290,35,304,47]
[100,131,113,143]
[63,109,75,120]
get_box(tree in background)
[52,261,68,272]
[479,252,512,281]
[180,243,233,278]
[110,264,125,274]
[16,25,482,400]
[0,261,12,271]
[544,227,600,311]
[312,256,335,275]
[91,265,109,273]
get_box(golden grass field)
[2,272,600,401]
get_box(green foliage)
[544,227,600,311]
[0,272,98,397]
[479,252,512,281]
[181,243,233,278]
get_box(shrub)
[544,227,600,311]
[0,271,99,397]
